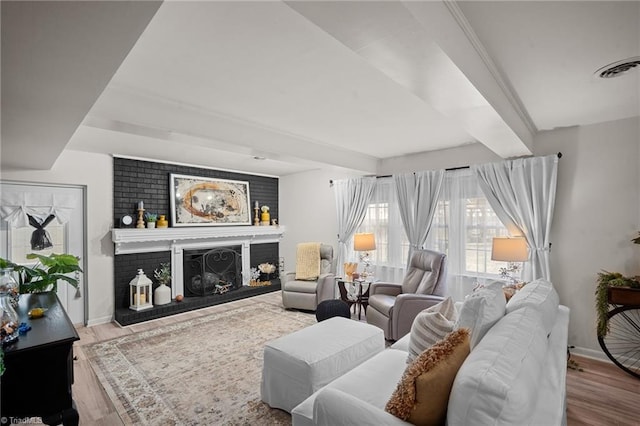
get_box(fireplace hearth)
[112,226,285,325]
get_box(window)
[354,170,509,287]
[352,178,408,283]
[427,169,509,279]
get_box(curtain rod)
[329,152,562,186]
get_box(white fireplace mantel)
[112,225,285,255]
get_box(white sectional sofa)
[291,279,569,426]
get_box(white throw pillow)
[407,297,457,363]
[455,281,506,349]
[506,278,559,336]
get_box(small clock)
[120,214,134,228]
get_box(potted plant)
[0,253,82,294]
[154,262,171,287]
[595,271,639,336]
[145,213,158,228]
[595,231,640,337]
[258,262,277,281]
[153,262,171,305]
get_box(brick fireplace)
[112,226,284,325]
[112,156,281,326]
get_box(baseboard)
[86,315,114,327]
[570,345,611,363]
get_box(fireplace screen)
[183,246,242,296]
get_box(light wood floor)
[566,354,640,425]
[72,293,640,425]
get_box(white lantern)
[129,269,153,311]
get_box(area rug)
[85,302,317,425]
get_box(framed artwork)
[170,174,252,227]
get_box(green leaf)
[595,270,637,337]
[12,253,83,294]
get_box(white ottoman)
[260,317,385,413]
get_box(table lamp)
[354,233,376,279]
[491,236,528,284]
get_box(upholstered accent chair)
[282,244,336,311]
[366,249,447,340]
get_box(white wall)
[279,168,360,274]
[379,142,501,174]
[1,150,115,325]
[534,117,640,357]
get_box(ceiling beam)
[287,0,534,159]
[1,1,162,171]
[403,0,535,157]
[83,85,380,175]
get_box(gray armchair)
[281,244,336,311]
[366,249,447,340]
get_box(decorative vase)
[154,283,171,305]
[344,262,358,282]
[0,270,19,332]
[157,215,169,228]
[147,222,156,229]
[261,211,270,225]
[0,268,19,308]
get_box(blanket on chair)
[296,242,321,280]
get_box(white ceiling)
[2,1,639,176]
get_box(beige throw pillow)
[407,297,457,363]
[386,328,471,426]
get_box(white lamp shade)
[354,233,376,251]
[491,237,528,262]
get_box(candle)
[138,201,144,210]
[140,293,146,304]
[254,201,259,209]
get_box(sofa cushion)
[292,349,409,426]
[447,306,548,425]
[390,334,411,352]
[407,297,457,363]
[506,278,559,336]
[455,281,505,348]
[386,328,470,426]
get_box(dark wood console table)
[1,292,80,425]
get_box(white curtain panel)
[352,178,407,283]
[333,177,376,275]
[426,168,507,301]
[393,170,445,268]
[472,155,559,281]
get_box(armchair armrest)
[392,294,446,340]
[369,282,402,297]
[316,273,337,303]
[282,271,296,285]
[313,388,410,426]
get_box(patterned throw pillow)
[407,297,457,363]
[386,328,471,426]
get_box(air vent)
[595,57,640,78]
